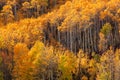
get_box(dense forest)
[0,0,120,80]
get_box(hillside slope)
[0,0,120,80]
[0,0,120,54]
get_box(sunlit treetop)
[40,0,120,31]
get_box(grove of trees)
[0,0,120,80]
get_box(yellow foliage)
[13,43,35,80]
[81,75,88,80]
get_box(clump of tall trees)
[41,0,120,53]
